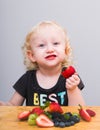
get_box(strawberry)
[86,109,96,117]
[49,102,63,113]
[31,107,44,115]
[78,104,91,122]
[36,114,54,127]
[18,110,31,120]
[62,66,76,78]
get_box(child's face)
[27,25,66,69]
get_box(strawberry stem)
[78,104,82,109]
[40,101,50,110]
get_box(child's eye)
[53,42,60,45]
[38,43,45,47]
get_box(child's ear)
[27,50,36,62]
[65,45,70,55]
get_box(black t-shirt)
[13,70,84,106]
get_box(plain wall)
[0,0,100,105]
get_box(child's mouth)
[45,54,56,60]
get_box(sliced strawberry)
[62,66,76,78]
[18,111,31,120]
[36,114,54,127]
[78,104,91,122]
[49,102,63,113]
[31,107,44,115]
[86,109,96,117]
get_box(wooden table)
[0,106,100,130]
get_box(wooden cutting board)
[0,106,100,130]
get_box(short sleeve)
[13,72,28,98]
[78,76,85,90]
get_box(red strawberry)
[36,114,54,127]
[18,110,31,120]
[78,104,91,122]
[49,102,63,113]
[31,107,44,115]
[86,109,96,117]
[62,66,76,78]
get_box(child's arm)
[0,91,25,106]
[66,74,85,106]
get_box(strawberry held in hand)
[49,102,63,113]
[62,66,76,78]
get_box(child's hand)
[65,73,80,90]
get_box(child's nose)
[46,44,54,53]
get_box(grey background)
[0,0,100,105]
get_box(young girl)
[0,21,85,106]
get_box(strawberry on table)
[49,102,63,113]
[36,114,54,127]
[78,104,91,122]
[86,109,96,117]
[31,107,44,115]
[18,110,31,120]
[62,66,76,78]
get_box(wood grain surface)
[0,106,100,130]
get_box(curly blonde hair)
[22,21,73,70]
